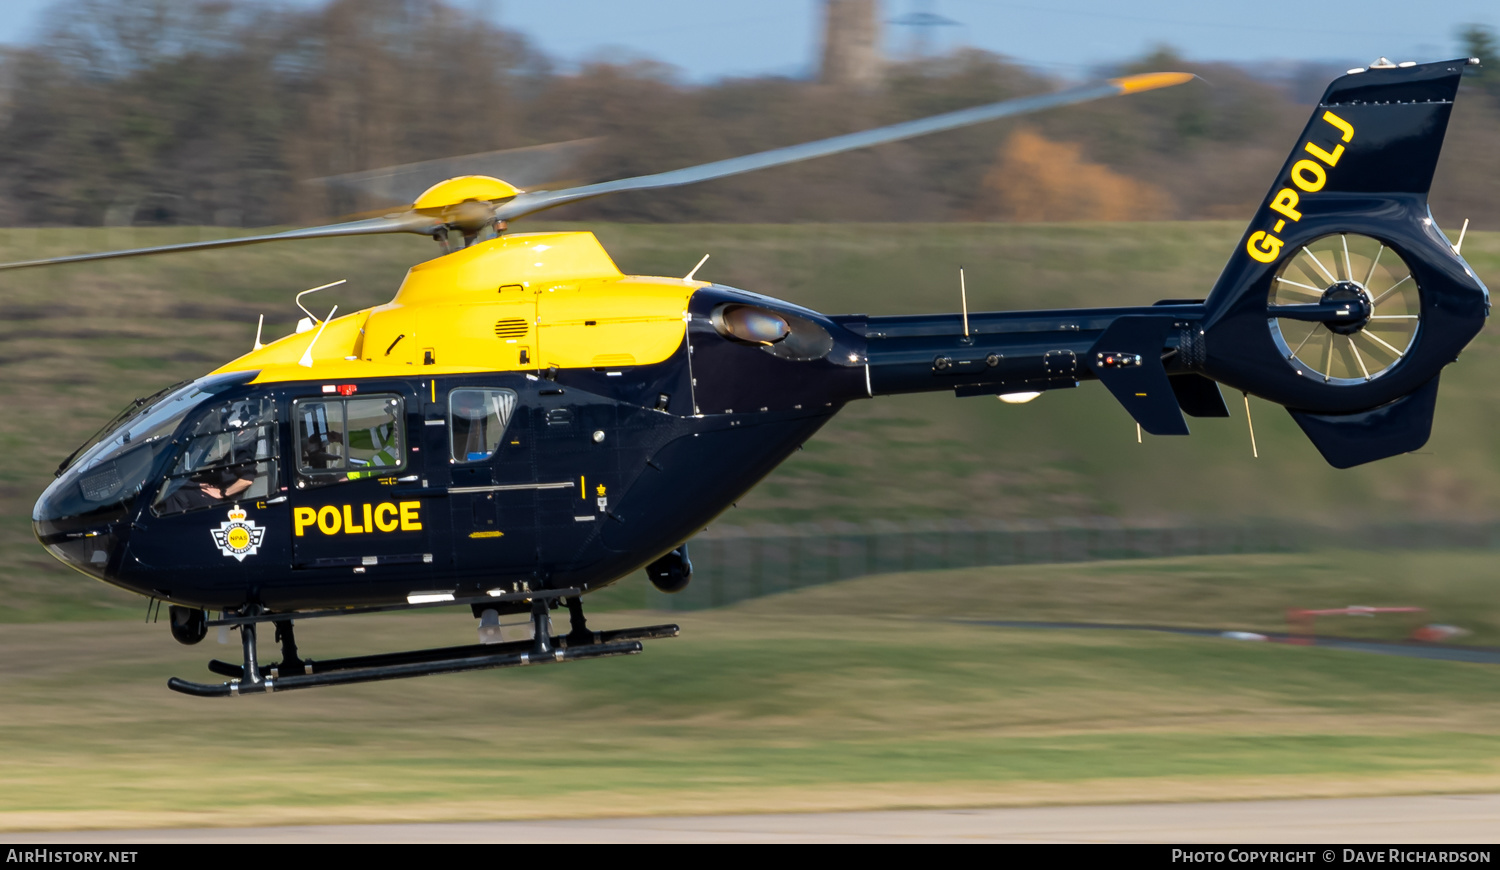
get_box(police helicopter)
[14,59,1488,697]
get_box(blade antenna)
[684,254,710,281]
[1453,218,1470,255]
[253,314,265,351]
[1243,392,1259,459]
[299,305,338,368]
[960,268,970,338]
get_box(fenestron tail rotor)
[1268,233,1420,385]
[0,72,1193,273]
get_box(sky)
[0,0,1495,82]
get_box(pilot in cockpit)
[159,431,256,512]
[156,401,263,513]
[301,430,344,470]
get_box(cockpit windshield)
[35,372,252,526]
[65,373,251,476]
[55,381,186,476]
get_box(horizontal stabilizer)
[1288,376,1440,469]
[1169,374,1230,418]
[1086,315,1189,436]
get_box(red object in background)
[1409,624,1469,643]
[1285,606,1426,645]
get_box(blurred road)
[966,620,1500,664]
[4,794,1497,843]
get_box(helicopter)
[14,59,1488,697]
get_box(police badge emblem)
[211,506,265,561]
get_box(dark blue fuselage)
[33,283,1183,612]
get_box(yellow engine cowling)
[216,231,703,383]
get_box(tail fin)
[1195,58,1488,467]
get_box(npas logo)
[212,506,266,561]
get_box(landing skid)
[167,593,678,697]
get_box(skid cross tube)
[205,586,585,627]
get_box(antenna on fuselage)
[295,279,347,334]
[253,314,265,351]
[299,305,338,368]
[960,267,969,337]
[1243,392,1259,459]
[684,254,710,281]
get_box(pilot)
[301,430,344,470]
[159,442,257,512]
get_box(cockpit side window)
[294,395,404,485]
[448,389,517,463]
[153,396,279,516]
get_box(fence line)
[642,519,1500,611]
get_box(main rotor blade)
[495,72,1194,222]
[0,72,1191,272]
[0,212,443,273]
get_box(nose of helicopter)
[32,477,122,581]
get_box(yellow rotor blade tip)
[1111,71,1195,94]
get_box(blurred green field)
[3,559,1500,831]
[2,221,1499,621]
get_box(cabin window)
[449,389,517,463]
[153,396,279,515]
[295,395,405,481]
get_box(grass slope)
[3,559,1500,830]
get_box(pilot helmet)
[226,400,258,429]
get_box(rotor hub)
[1320,281,1373,335]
